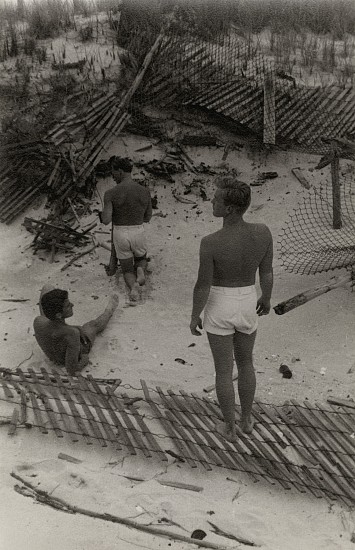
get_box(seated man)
[34,285,119,375]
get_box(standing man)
[190,176,273,440]
[100,157,152,302]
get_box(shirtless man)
[190,176,273,440]
[100,157,152,302]
[34,285,119,375]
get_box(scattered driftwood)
[180,135,218,147]
[11,472,229,550]
[136,158,185,182]
[207,521,257,547]
[122,475,203,492]
[61,244,97,271]
[203,374,238,393]
[172,191,196,204]
[273,274,353,315]
[24,217,91,261]
[1,299,29,302]
[291,168,312,190]
[327,397,355,409]
[58,453,83,464]
[8,408,19,436]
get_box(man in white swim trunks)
[100,157,152,302]
[190,175,273,440]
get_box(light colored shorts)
[203,285,258,336]
[113,225,147,260]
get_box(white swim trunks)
[113,225,147,260]
[203,285,258,336]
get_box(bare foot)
[215,421,236,442]
[136,266,146,286]
[104,263,117,276]
[129,283,140,302]
[241,417,254,434]
[106,294,119,313]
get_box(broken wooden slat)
[121,391,167,460]
[94,380,150,458]
[188,392,269,481]
[58,452,82,464]
[65,374,107,447]
[289,401,355,501]
[76,375,117,446]
[51,372,93,445]
[0,378,14,399]
[168,390,229,468]
[140,380,196,467]
[157,388,212,471]
[8,407,19,436]
[302,402,355,477]
[179,389,256,475]
[98,384,137,455]
[40,368,79,442]
[200,397,292,490]
[327,397,355,410]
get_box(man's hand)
[256,297,271,316]
[190,316,203,336]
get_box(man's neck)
[223,213,245,227]
[118,174,133,185]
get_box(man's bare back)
[203,222,273,287]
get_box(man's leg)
[233,330,257,434]
[134,255,147,286]
[119,258,140,301]
[80,294,119,344]
[207,332,236,440]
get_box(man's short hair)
[111,157,133,173]
[215,175,251,213]
[41,289,68,320]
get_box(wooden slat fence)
[0,369,354,507]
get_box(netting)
[278,168,355,274]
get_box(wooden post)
[330,146,342,229]
[263,71,275,145]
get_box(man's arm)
[101,191,113,225]
[257,230,273,316]
[190,237,214,335]
[64,329,82,375]
[143,191,153,223]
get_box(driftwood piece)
[291,168,312,189]
[327,397,355,410]
[58,453,82,464]
[273,274,353,315]
[11,472,229,550]
[8,407,19,435]
[61,245,97,271]
[207,521,257,546]
[203,374,238,393]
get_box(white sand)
[0,135,355,549]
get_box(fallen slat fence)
[0,369,354,506]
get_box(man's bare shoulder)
[33,317,79,339]
[33,315,49,330]
[249,222,272,238]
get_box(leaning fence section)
[0,368,354,507]
[134,28,355,159]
